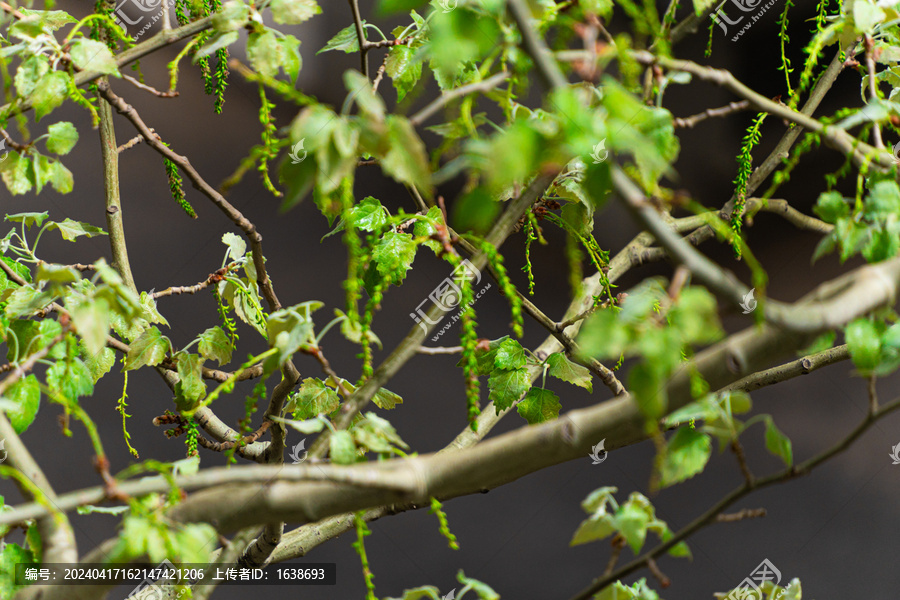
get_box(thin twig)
[715,508,766,522]
[674,100,751,128]
[417,346,463,355]
[122,74,179,98]
[409,71,511,126]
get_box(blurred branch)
[568,392,900,600]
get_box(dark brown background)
[2,1,897,598]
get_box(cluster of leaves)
[384,570,500,600]
[570,486,692,559]
[462,336,592,424]
[813,179,900,264]
[843,315,900,376]
[0,495,40,599]
[663,389,793,483]
[578,280,723,420]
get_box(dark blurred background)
[2,1,898,599]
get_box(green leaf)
[288,378,340,419]
[451,187,501,235]
[628,362,666,419]
[372,231,417,284]
[69,38,120,76]
[488,367,530,412]
[465,336,508,376]
[413,206,443,253]
[46,357,93,401]
[385,44,422,102]
[45,121,78,155]
[853,0,885,33]
[279,34,303,84]
[813,191,849,224]
[247,30,283,79]
[845,318,881,371]
[455,571,500,600]
[547,352,592,392]
[580,0,614,17]
[48,160,73,194]
[0,152,32,195]
[222,231,247,262]
[570,511,617,546]
[124,326,172,370]
[669,287,722,344]
[616,501,650,554]
[31,71,69,121]
[516,387,561,424]
[578,308,629,359]
[15,55,49,98]
[764,418,793,467]
[270,0,321,24]
[6,212,46,230]
[372,386,403,410]
[175,352,206,406]
[212,0,251,31]
[352,411,409,453]
[198,326,233,366]
[50,218,107,242]
[494,338,526,369]
[0,542,35,599]
[3,374,40,434]
[330,430,358,464]
[337,309,382,349]
[348,196,388,232]
[383,586,442,600]
[862,227,899,263]
[318,23,361,54]
[70,297,110,356]
[82,345,115,383]
[380,115,431,193]
[4,285,54,319]
[344,69,385,120]
[659,427,712,488]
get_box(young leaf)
[69,39,120,76]
[348,196,388,232]
[222,232,247,262]
[46,357,93,401]
[45,121,78,155]
[845,318,881,371]
[372,231,417,284]
[546,352,593,392]
[380,115,431,193]
[516,387,561,424]
[247,30,283,79]
[659,427,712,488]
[330,430,358,464]
[269,0,321,24]
[494,338,526,369]
[49,218,107,242]
[70,297,110,356]
[124,326,172,370]
[488,367,530,412]
[82,345,115,383]
[385,44,422,102]
[318,23,362,55]
[175,352,206,406]
[764,418,793,467]
[198,326,233,366]
[288,378,340,419]
[4,374,40,434]
[32,71,69,121]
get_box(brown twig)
[673,100,751,128]
[715,508,767,522]
[417,346,463,355]
[122,74,179,98]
